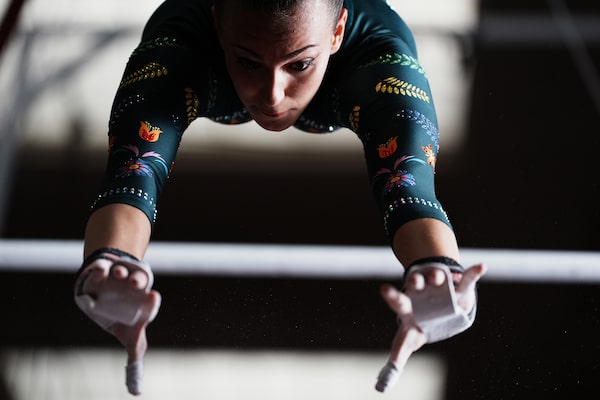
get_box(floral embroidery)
[375,77,430,103]
[139,121,163,142]
[373,155,428,191]
[377,136,398,158]
[421,144,436,171]
[113,144,169,178]
[385,169,415,190]
[116,159,153,178]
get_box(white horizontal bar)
[0,239,599,283]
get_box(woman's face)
[214,0,347,131]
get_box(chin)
[254,117,295,132]
[259,124,291,132]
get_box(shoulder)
[142,0,218,50]
[337,0,417,66]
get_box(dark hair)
[214,0,344,28]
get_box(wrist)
[406,256,464,281]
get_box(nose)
[261,69,286,107]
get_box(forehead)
[218,0,332,33]
[218,0,334,47]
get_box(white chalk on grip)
[375,361,400,392]
[126,360,143,395]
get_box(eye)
[237,57,260,70]
[289,58,315,72]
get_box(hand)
[375,263,486,392]
[76,258,161,395]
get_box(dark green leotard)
[91,0,450,241]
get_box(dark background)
[2,0,600,399]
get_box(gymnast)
[74,0,486,394]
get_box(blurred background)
[0,0,599,399]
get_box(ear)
[330,7,348,54]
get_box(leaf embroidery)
[375,77,430,103]
[119,62,168,89]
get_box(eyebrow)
[234,44,318,60]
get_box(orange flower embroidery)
[139,121,163,142]
[421,144,436,171]
[377,136,398,158]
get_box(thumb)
[457,263,487,293]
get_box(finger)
[126,360,144,395]
[120,325,147,396]
[85,259,111,284]
[111,291,161,395]
[111,264,129,280]
[376,325,427,392]
[406,272,425,291]
[110,291,161,353]
[129,270,150,291]
[380,284,413,317]
[426,268,446,287]
[456,263,487,293]
[144,290,162,324]
[78,262,112,296]
[389,327,427,365]
[454,264,486,312]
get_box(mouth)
[261,110,287,119]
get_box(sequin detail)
[91,186,158,223]
[119,62,168,90]
[207,71,218,112]
[360,53,426,75]
[110,94,145,126]
[396,109,439,151]
[130,36,181,57]
[296,115,337,133]
[375,77,430,103]
[210,110,252,124]
[383,197,448,235]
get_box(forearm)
[84,204,151,260]
[391,218,460,268]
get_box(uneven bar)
[0,239,598,282]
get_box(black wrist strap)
[77,247,140,276]
[406,256,464,277]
